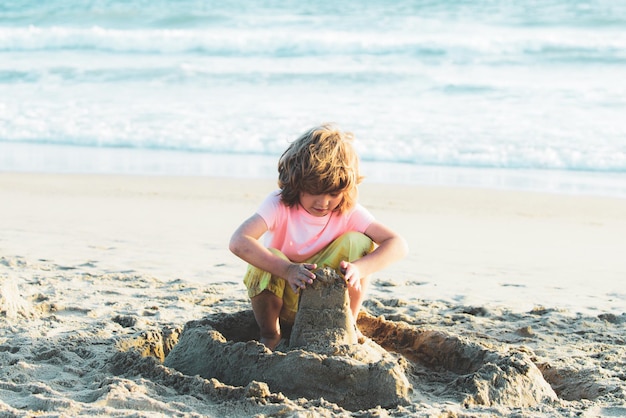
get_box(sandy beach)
[1,172,625,417]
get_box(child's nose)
[318,195,330,206]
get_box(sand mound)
[164,268,411,411]
[117,325,182,362]
[357,312,558,407]
[163,268,558,410]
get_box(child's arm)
[341,221,408,289]
[229,214,316,292]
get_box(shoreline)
[3,141,626,199]
[1,170,625,316]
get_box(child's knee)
[335,231,374,254]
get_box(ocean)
[1,0,625,197]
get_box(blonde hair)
[278,124,363,213]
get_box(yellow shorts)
[243,231,375,323]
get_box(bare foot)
[355,327,366,344]
[260,335,282,351]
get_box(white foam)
[2,142,626,198]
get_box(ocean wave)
[399,144,626,173]
[2,136,624,174]
[2,0,625,181]
[1,25,625,66]
[2,0,626,29]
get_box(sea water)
[1,0,625,197]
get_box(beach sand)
[1,172,625,417]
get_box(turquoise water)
[1,0,625,195]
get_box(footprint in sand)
[0,276,32,319]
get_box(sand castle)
[162,267,557,410]
[164,267,412,410]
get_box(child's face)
[299,191,343,217]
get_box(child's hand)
[286,263,316,293]
[340,260,362,291]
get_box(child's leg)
[250,290,283,350]
[309,232,375,319]
[243,248,299,350]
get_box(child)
[229,124,408,350]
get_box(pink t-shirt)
[257,190,375,262]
